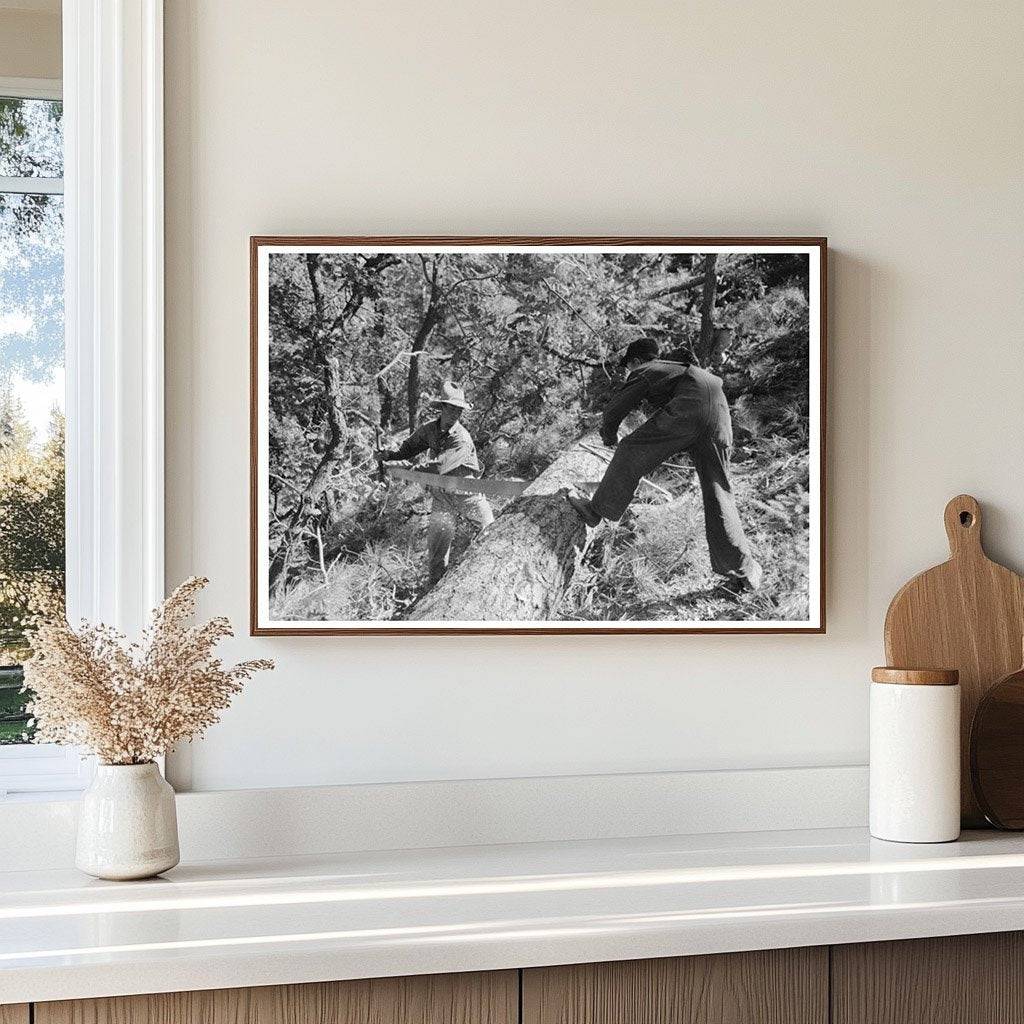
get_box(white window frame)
[0,0,164,799]
[0,76,80,796]
[0,76,64,194]
[0,76,61,101]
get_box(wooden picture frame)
[251,236,827,635]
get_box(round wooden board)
[970,664,1024,829]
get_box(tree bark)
[406,433,610,621]
[377,376,394,429]
[269,253,397,592]
[699,252,718,364]
[406,260,442,428]
[268,354,347,593]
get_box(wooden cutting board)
[884,494,1024,826]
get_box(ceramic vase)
[76,762,180,880]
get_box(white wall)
[164,0,1024,792]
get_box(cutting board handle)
[944,494,983,558]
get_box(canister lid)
[871,667,959,686]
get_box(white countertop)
[4,826,1024,1004]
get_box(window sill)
[0,744,93,799]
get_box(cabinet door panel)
[523,948,827,1024]
[832,932,1024,1024]
[36,970,517,1024]
[0,1006,29,1024]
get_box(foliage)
[0,394,65,716]
[0,97,63,179]
[23,576,274,765]
[267,251,813,622]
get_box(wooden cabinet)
[832,932,1024,1024]
[522,948,828,1024]
[24,932,1024,1024]
[34,971,517,1024]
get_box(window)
[0,80,84,796]
[0,89,66,733]
[0,4,166,798]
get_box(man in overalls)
[567,339,763,592]
[378,382,494,585]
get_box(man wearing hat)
[567,339,763,592]
[378,382,494,585]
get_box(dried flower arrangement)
[22,577,273,765]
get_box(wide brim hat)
[429,382,473,410]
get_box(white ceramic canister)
[870,667,961,843]
[76,762,180,880]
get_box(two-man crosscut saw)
[385,465,530,499]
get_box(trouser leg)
[445,468,494,534]
[427,493,456,584]
[444,472,495,536]
[591,414,701,521]
[426,484,494,585]
[457,491,494,531]
[689,439,757,579]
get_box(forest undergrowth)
[270,430,810,624]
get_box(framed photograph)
[251,237,826,635]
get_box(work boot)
[566,493,601,528]
[720,559,764,596]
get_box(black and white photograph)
[251,238,825,634]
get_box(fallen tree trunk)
[407,433,610,621]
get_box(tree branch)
[541,278,604,339]
[541,339,603,368]
[340,408,377,429]
[376,347,453,381]
[642,273,705,300]
[305,254,325,326]
[444,272,498,297]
